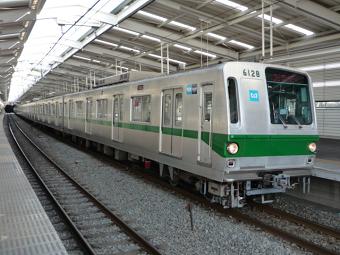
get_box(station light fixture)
[174,44,192,52]
[215,0,248,11]
[313,80,340,87]
[137,10,167,22]
[141,35,161,42]
[15,11,31,22]
[300,62,340,72]
[168,21,196,31]
[194,50,217,58]
[73,55,91,61]
[112,27,140,36]
[119,45,140,53]
[257,14,283,24]
[0,33,21,39]
[137,10,196,33]
[283,24,314,36]
[228,40,254,49]
[217,0,314,37]
[6,57,15,63]
[148,53,186,66]
[94,39,118,47]
[206,32,226,41]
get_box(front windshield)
[266,68,312,125]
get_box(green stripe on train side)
[69,118,319,157]
[215,134,319,157]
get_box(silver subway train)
[16,62,319,208]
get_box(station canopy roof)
[2,0,340,102]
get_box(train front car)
[217,62,318,207]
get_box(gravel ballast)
[273,194,340,231]
[16,117,316,255]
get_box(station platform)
[313,138,340,182]
[0,114,67,255]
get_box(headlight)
[227,143,239,154]
[308,142,317,153]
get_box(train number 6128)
[243,69,260,78]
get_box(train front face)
[223,62,319,198]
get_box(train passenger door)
[160,88,183,157]
[85,98,93,134]
[198,84,213,165]
[68,100,73,129]
[112,94,123,142]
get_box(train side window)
[228,78,239,124]
[69,100,74,118]
[97,99,108,119]
[131,95,151,122]
[64,103,67,117]
[204,93,212,122]
[175,93,183,126]
[76,101,83,119]
[119,96,124,121]
[51,103,55,116]
[59,103,63,117]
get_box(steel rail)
[247,200,340,240]
[10,117,163,255]
[8,119,97,255]
[107,160,340,255]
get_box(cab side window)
[228,78,239,124]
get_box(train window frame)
[265,67,313,126]
[69,100,74,119]
[163,94,172,126]
[203,92,213,122]
[75,100,84,119]
[96,98,108,119]
[227,77,239,124]
[175,92,183,127]
[130,95,151,123]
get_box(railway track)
[14,116,340,255]
[8,116,162,255]
[247,201,340,241]
[4,116,85,254]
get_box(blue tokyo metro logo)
[248,90,259,102]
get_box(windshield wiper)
[274,109,288,128]
[278,114,288,129]
[291,115,303,129]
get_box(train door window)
[59,103,63,117]
[64,103,67,116]
[86,99,93,120]
[203,93,212,122]
[76,101,83,118]
[131,95,151,122]
[119,96,124,121]
[69,100,74,118]
[163,94,172,125]
[55,103,58,117]
[51,103,55,116]
[228,78,239,124]
[175,93,183,126]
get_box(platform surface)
[313,138,340,182]
[0,114,67,255]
